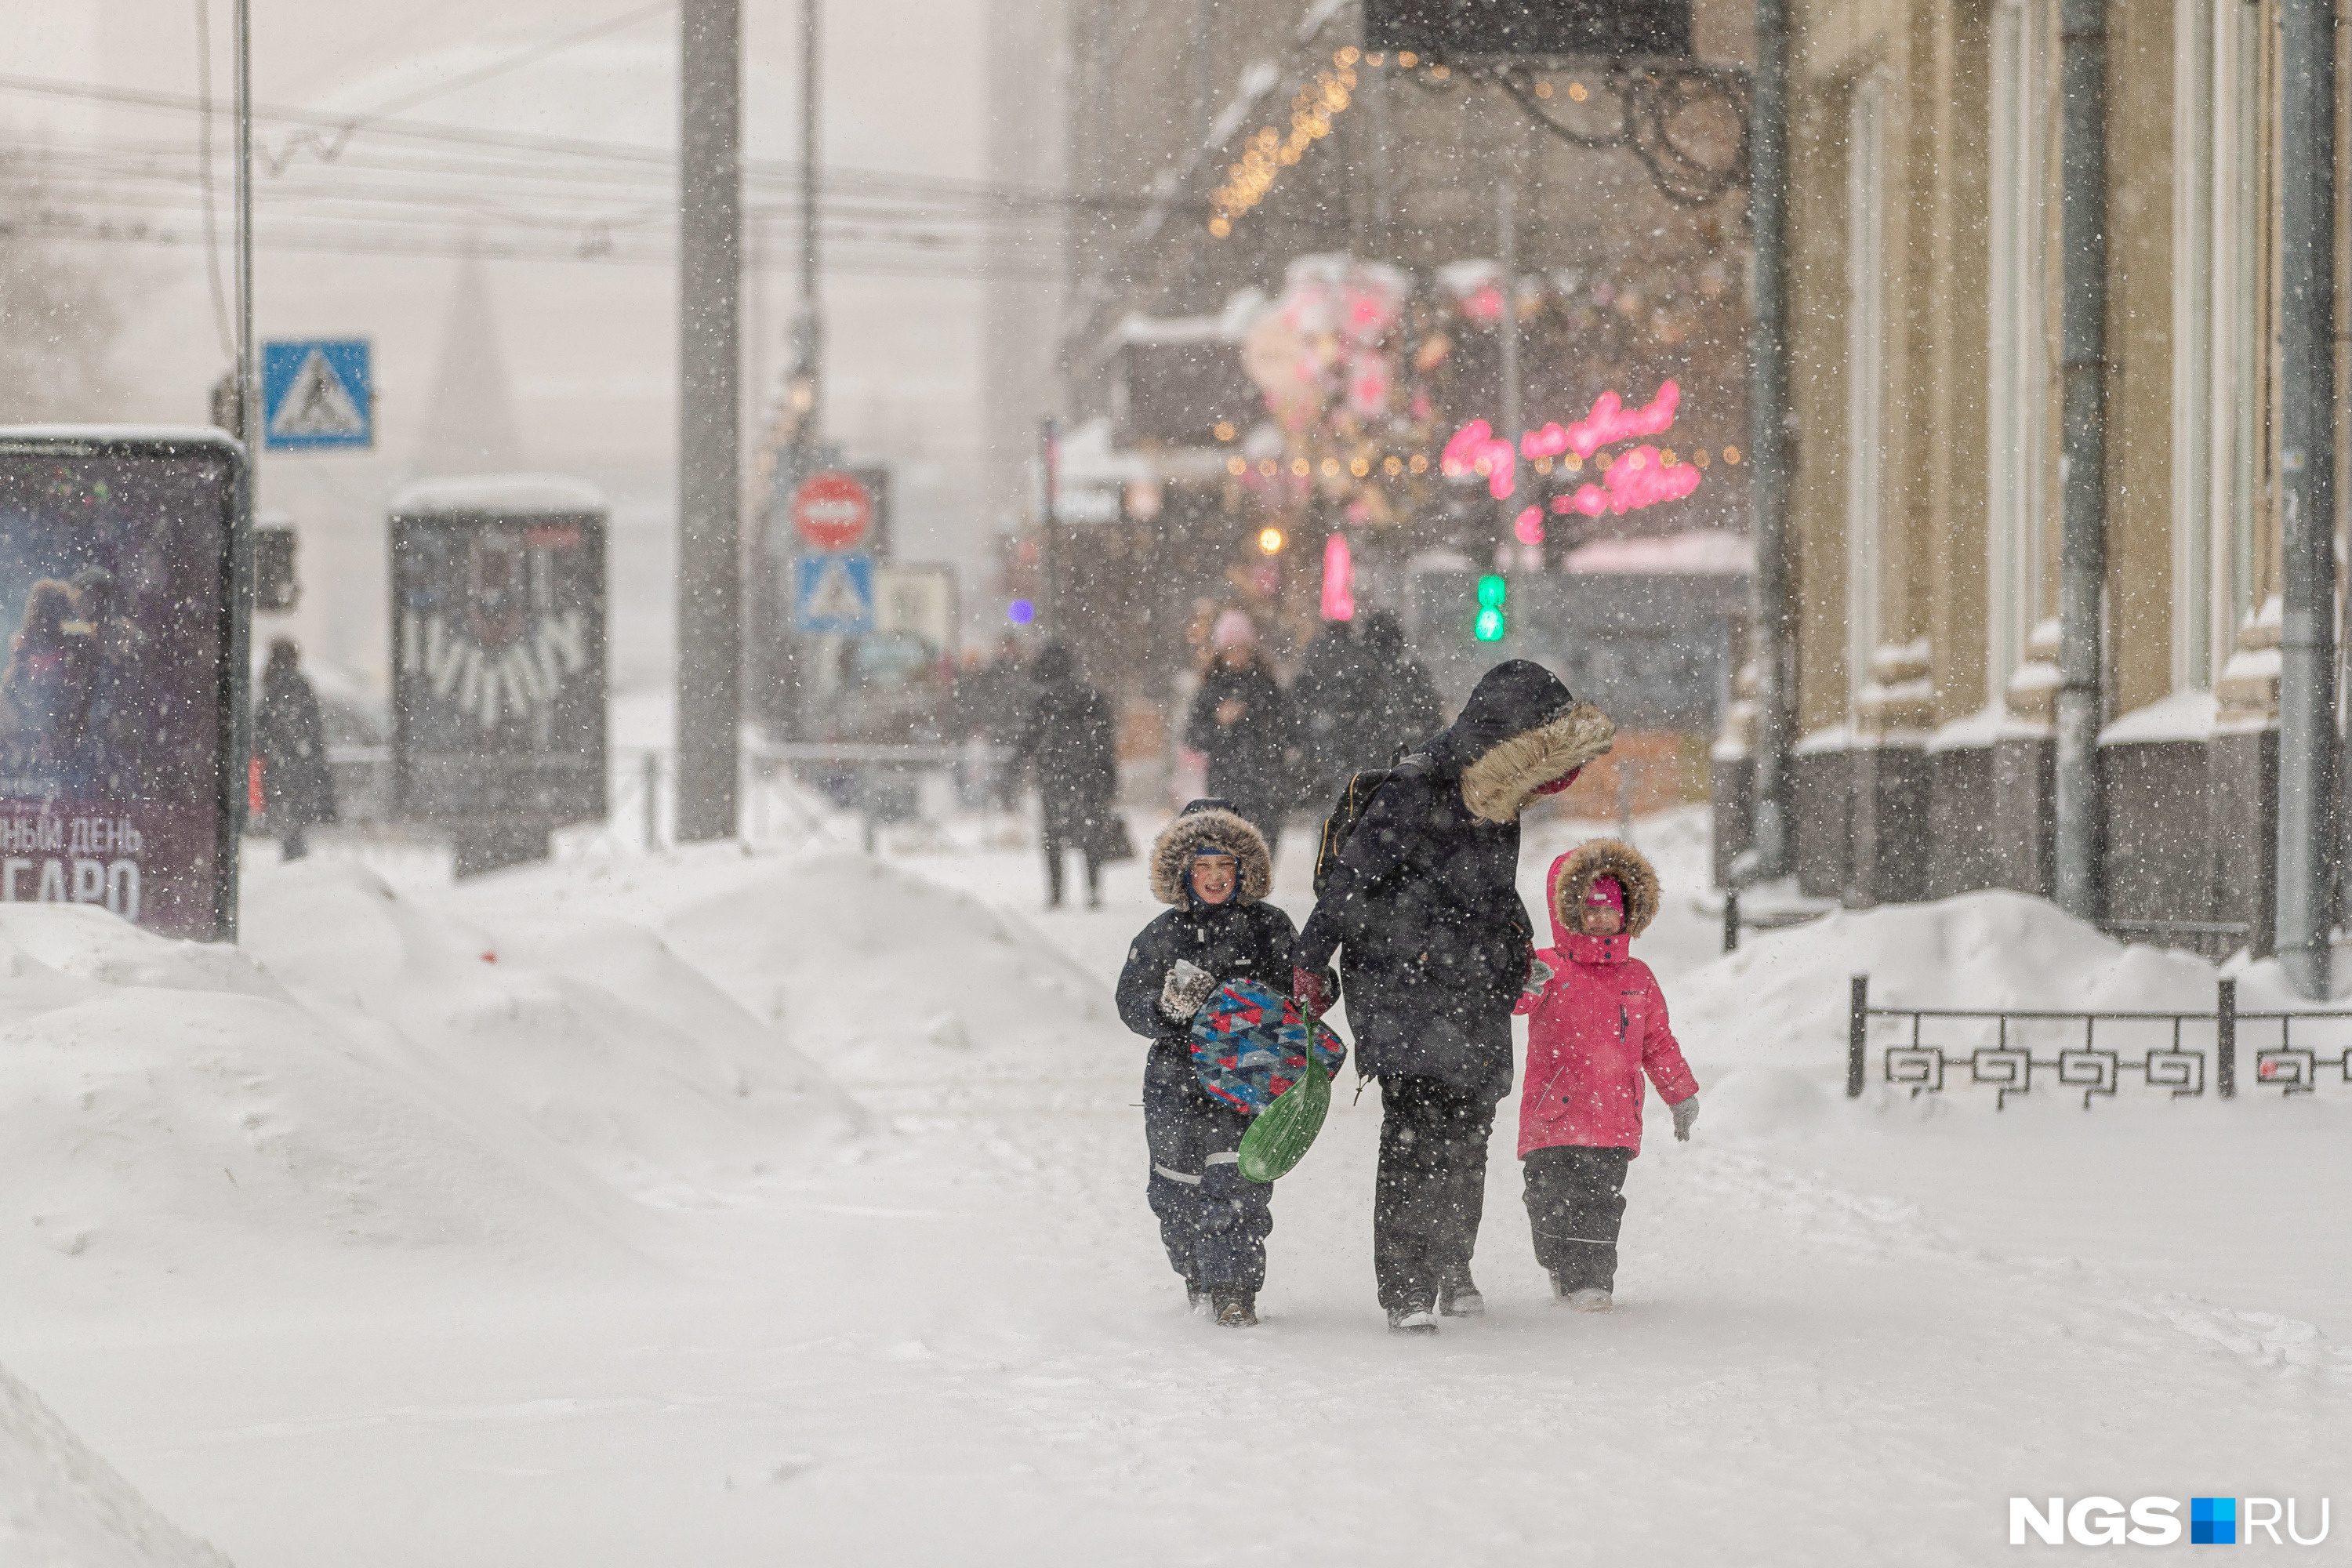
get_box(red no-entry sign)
[793,470,873,552]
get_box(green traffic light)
[1473,574,1507,641]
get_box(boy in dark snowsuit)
[1116,798,1306,1327]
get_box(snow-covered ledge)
[2099,688,2219,748]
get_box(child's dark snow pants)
[1143,1048,1271,1291]
[1523,1145,1632,1292]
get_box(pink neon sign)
[1566,381,1680,458]
[1550,445,1701,517]
[1441,419,1519,499]
[1446,381,1697,511]
[1321,532,1355,621]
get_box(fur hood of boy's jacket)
[1148,799,1273,905]
[1547,838,1661,944]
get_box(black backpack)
[1312,751,1432,897]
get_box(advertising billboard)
[0,428,246,941]
[389,477,608,832]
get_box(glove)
[1521,953,1555,999]
[1291,965,1334,1019]
[1160,958,1218,1022]
[1671,1094,1699,1142]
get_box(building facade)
[1714,0,2343,956]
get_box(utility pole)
[791,0,822,447]
[677,0,742,842]
[2053,0,2110,922]
[2277,0,2338,996]
[1495,103,1523,559]
[227,0,256,937]
[1737,0,1793,887]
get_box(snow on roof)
[389,474,607,517]
[1115,287,1268,346]
[1563,530,1756,575]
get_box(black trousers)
[1041,833,1102,906]
[1373,1074,1497,1312]
[1523,1145,1632,1294]
[1143,1051,1272,1290]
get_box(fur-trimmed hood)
[1149,800,1273,905]
[1425,660,1616,825]
[1459,700,1617,824]
[1547,839,1661,942]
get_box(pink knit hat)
[1584,876,1624,915]
[1211,609,1257,650]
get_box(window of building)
[1846,71,1887,708]
[1987,0,2050,702]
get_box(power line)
[0,71,1150,214]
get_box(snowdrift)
[1669,890,2352,1122]
[657,852,1119,1090]
[0,1359,232,1567]
[0,905,630,1287]
[241,861,860,1198]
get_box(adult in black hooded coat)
[1011,643,1119,908]
[1293,659,1615,1332]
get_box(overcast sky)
[5,0,1005,697]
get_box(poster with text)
[0,433,242,939]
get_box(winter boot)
[1385,1305,1440,1336]
[1210,1286,1258,1327]
[1563,1287,1613,1313]
[1437,1265,1485,1318]
[1185,1279,1208,1316]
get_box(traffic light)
[1474,573,1508,641]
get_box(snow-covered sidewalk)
[1,810,2346,1563]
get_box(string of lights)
[1207,46,1360,238]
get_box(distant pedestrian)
[254,637,337,861]
[1182,612,1294,862]
[1515,839,1699,1312]
[1292,659,1615,1334]
[1011,642,1119,909]
[1350,611,1445,770]
[1289,620,1360,808]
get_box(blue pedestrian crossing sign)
[794,551,875,633]
[261,338,373,450]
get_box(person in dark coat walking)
[1292,659,1615,1334]
[1011,642,1120,908]
[254,637,337,861]
[1351,611,1446,768]
[1288,619,1360,808]
[1182,612,1294,862]
[1116,799,1307,1327]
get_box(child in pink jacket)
[1514,839,1699,1311]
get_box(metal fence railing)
[1846,974,2352,1107]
